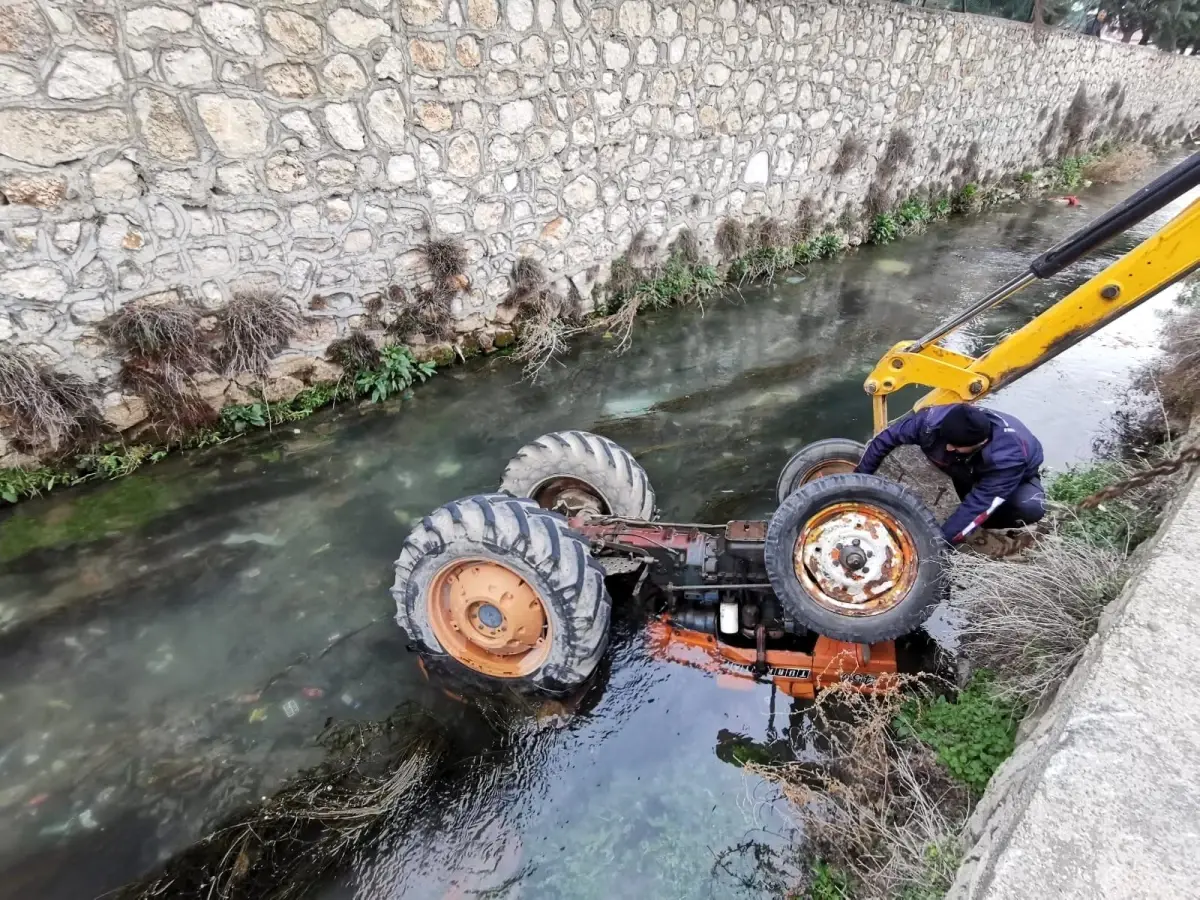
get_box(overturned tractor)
[391,431,946,697]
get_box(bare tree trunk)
[1032,0,1044,27]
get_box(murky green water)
[0,164,1192,899]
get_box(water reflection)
[0,163,1191,900]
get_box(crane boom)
[863,152,1200,434]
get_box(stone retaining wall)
[1,0,1198,458]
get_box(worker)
[855,403,1045,545]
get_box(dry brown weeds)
[747,682,969,900]
[1082,143,1153,184]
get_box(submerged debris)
[111,709,445,900]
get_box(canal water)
[0,162,1193,900]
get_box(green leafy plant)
[896,198,932,231]
[812,232,844,258]
[896,673,1019,794]
[951,183,980,214]
[931,197,952,220]
[354,345,436,404]
[1046,462,1161,551]
[868,213,901,245]
[0,467,66,504]
[220,402,268,434]
[76,443,167,479]
[804,859,852,900]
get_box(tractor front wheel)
[500,430,656,519]
[765,474,946,644]
[393,494,610,693]
[777,438,868,504]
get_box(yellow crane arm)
[863,152,1200,434]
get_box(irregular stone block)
[0,108,131,166]
[324,103,367,150]
[264,10,322,55]
[48,49,122,100]
[90,159,141,199]
[198,2,264,55]
[197,94,269,157]
[0,265,67,302]
[367,90,407,147]
[161,47,213,86]
[1,173,68,208]
[264,63,317,99]
[0,2,50,57]
[322,54,367,96]
[327,9,390,48]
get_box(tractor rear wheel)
[393,493,610,693]
[764,474,946,644]
[500,430,655,519]
[777,438,867,504]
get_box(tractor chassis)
[571,517,900,699]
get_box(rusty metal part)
[426,558,551,678]
[644,618,898,699]
[793,502,918,617]
[725,520,767,541]
[533,476,608,517]
[799,459,858,484]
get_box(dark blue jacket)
[857,405,1044,543]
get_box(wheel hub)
[794,502,917,616]
[427,559,551,676]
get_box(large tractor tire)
[393,493,611,693]
[764,474,946,644]
[777,438,868,504]
[500,430,655,519]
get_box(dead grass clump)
[753,216,788,250]
[218,289,301,376]
[747,683,969,900]
[1082,143,1153,184]
[105,299,207,372]
[0,347,103,453]
[607,255,642,299]
[419,238,468,289]
[1158,303,1200,420]
[510,256,548,303]
[119,356,217,436]
[111,711,444,900]
[1063,85,1092,150]
[882,128,915,170]
[326,330,380,374]
[831,133,867,175]
[668,226,701,265]
[792,198,818,242]
[863,181,891,220]
[715,218,746,260]
[505,260,580,379]
[947,536,1127,707]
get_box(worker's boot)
[965,527,1037,559]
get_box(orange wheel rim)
[427,558,551,678]
[793,502,918,617]
[800,459,857,483]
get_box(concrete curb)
[950,466,1200,899]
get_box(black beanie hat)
[940,404,991,447]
